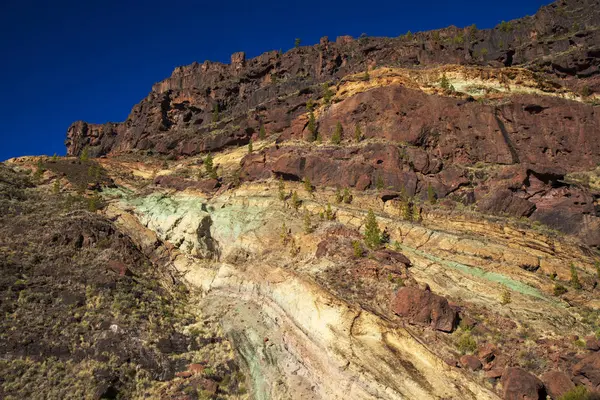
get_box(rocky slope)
[2,0,600,399]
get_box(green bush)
[295,38,301,48]
[248,139,253,153]
[291,191,301,210]
[259,124,266,139]
[554,283,568,296]
[457,331,477,354]
[352,241,363,258]
[559,385,591,400]
[427,184,437,205]
[303,177,313,193]
[323,84,334,104]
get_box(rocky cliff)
[2,0,600,399]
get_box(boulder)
[540,370,575,400]
[391,286,458,332]
[500,368,546,400]
[459,355,482,371]
[585,336,600,351]
[572,352,600,390]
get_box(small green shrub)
[498,20,513,32]
[295,38,301,48]
[559,385,591,400]
[500,286,512,305]
[278,177,286,201]
[325,203,334,221]
[248,139,253,153]
[80,147,90,162]
[457,331,477,354]
[259,124,266,139]
[342,188,352,204]
[554,283,568,296]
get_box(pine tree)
[323,83,333,104]
[376,175,384,190]
[53,179,61,195]
[325,203,334,220]
[363,68,370,81]
[248,139,253,153]
[51,153,58,162]
[307,111,317,141]
[291,191,301,210]
[303,211,313,234]
[440,74,451,91]
[306,99,314,111]
[259,124,266,139]
[500,285,511,305]
[570,264,582,289]
[343,188,352,204]
[212,103,220,123]
[428,184,437,205]
[335,188,343,203]
[355,125,363,142]
[352,241,363,258]
[295,38,301,48]
[205,154,217,179]
[364,209,381,248]
[303,176,313,193]
[80,147,89,162]
[331,122,342,145]
[278,177,286,201]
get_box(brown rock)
[585,336,600,351]
[500,367,546,400]
[485,368,504,380]
[477,343,497,363]
[572,352,600,390]
[391,286,458,332]
[459,355,483,371]
[540,370,575,400]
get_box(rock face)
[540,370,575,400]
[63,0,600,247]
[390,286,458,332]
[501,368,546,400]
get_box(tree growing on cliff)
[248,139,253,153]
[331,122,343,145]
[80,147,90,162]
[303,211,313,234]
[323,83,334,105]
[259,124,266,139]
[427,184,437,205]
[295,38,301,48]
[440,74,451,91]
[303,177,313,193]
[278,177,286,201]
[212,103,220,123]
[307,111,317,142]
[364,209,381,248]
[355,125,363,142]
[291,191,301,210]
[343,188,352,204]
[204,154,217,179]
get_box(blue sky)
[0,0,550,161]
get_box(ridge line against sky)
[0,0,551,161]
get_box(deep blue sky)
[0,0,551,161]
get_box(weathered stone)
[540,370,575,400]
[460,355,483,371]
[500,367,546,400]
[391,286,458,332]
[572,352,600,390]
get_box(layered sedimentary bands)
[2,0,600,399]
